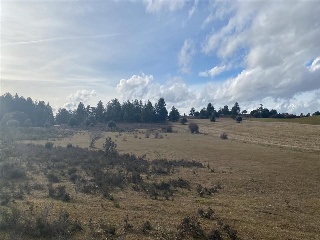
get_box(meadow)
[0,118,319,239]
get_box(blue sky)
[1,0,320,114]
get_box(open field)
[0,119,320,239]
[248,115,320,125]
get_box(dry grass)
[1,119,320,239]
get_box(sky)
[1,0,320,115]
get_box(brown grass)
[2,118,320,239]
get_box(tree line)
[1,92,319,127]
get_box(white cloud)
[201,0,320,102]
[63,90,97,110]
[178,39,195,74]
[309,57,320,72]
[143,0,185,13]
[199,65,226,77]
[116,73,195,110]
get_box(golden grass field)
[1,118,320,239]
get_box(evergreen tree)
[76,102,87,124]
[55,108,72,125]
[155,98,168,122]
[141,100,156,122]
[95,100,105,123]
[168,106,180,122]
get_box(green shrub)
[188,123,199,133]
[220,132,228,140]
[107,120,117,129]
[45,142,54,149]
[235,116,242,123]
[210,114,216,122]
[180,117,188,125]
[47,172,59,183]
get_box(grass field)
[0,118,319,239]
[248,115,320,125]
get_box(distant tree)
[105,98,122,122]
[199,108,207,119]
[76,102,87,124]
[55,108,71,125]
[313,111,320,116]
[141,100,156,122]
[189,107,195,117]
[241,110,247,114]
[221,105,230,115]
[210,114,216,122]
[68,117,78,128]
[231,102,240,116]
[95,100,105,123]
[85,114,97,126]
[168,106,180,122]
[206,103,215,118]
[155,98,168,122]
[194,111,200,118]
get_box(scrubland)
[0,118,319,239]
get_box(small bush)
[161,126,173,133]
[180,117,188,125]
[47,172,60,183]
[235,116,242,123]
[142,221,152,234]
[66,143,73,148]
[107,120,117,129]
[45,142,54,149]
[220,132,228,140]
[210,114,216,122]
[188,123,199,133]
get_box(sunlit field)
[0,118,319,239]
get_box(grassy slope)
[248,115,320,125]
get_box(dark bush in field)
[0,162,26,179]
[189,123,199,133]
[220,132,228,140]
[180,117,188,125]
[107,120,117,129]
[44,141,54,149]
[235,116,242,123]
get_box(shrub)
[235,116,242,123]
[107,120,117,129]
[66,143,73,148]
[47,172,60,183]
[103,137,117,156]
[142,221,152,234]
[210,114,216,122]
[6,119,20,127]
[45,142,54,149]
[220,132,228,140]
[188,123,199,133]
[180,117,188,125]
[161,125,173,133]
[44,122,51,128]
[0,162,26,179]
